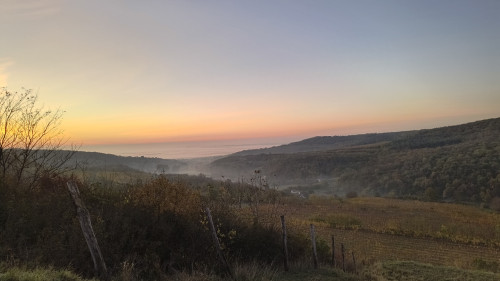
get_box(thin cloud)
[0,0,61,20]
[0,58,14,87]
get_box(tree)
[0,87,75,188]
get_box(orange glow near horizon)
[3,1,499,148]
[61,109,498,146]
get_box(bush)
[472,258,499,273]
[315,238,331,264]
[345,191,358,198]
[489,197,500,211]
[229,224,281,263]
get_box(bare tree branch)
[0,87,76,188]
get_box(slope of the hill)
[65,151,188,173]
[210,117,500,205]
[233,132,406,156]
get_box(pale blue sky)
[1,0,499,144]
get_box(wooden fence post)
[331,235,335,268]
[67,181,108,280]
[352,251,357,273]
[205,207,234,279]
[310,224,318,269]
[280,215,289,272]
[341,243,346,272]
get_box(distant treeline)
[62,151,188,173]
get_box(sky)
[1,0,499,147]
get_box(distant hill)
[232,131,407,156]
[65,151,188,173]
[210,117,500,205]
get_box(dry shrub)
[489,197,500,211]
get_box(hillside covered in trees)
[210,117,500,206]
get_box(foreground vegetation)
[1,171,499,280]
[3,261,499,281]
[0,173,309,280]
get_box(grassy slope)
[2,262,498,281]
[276,262,500,281]
[282,197,500,270]
[362,261,500,281]
[229,194,500,273]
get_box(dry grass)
[0,266,97,281]
[270,196,500,272]
[361,261,500,281]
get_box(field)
[247,196,500,273]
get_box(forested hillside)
[211,118,500,205]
